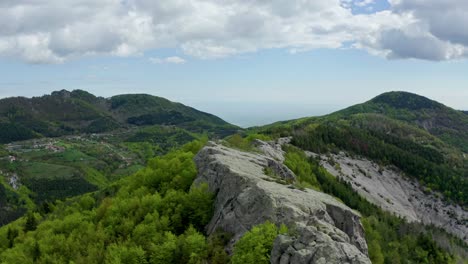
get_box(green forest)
[0,140,215,263]
[0,140,291,263]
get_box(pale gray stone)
[193,142,371,263]
[310,151,468,243]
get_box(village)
[5,138,65,154]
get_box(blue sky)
[0,0,467,127]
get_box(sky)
[0,0,467,127]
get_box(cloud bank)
[149,56,186,64]
[0,0,466,63]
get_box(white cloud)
[0,0,467,63]
[354,0,375,7]
[367,0,468,60]
[149,56,186,64]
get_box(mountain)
[0,90,239,226]
[334,91,468,152]
[258,91,467,204]
[0,89,238,143]
[253,92,468,248]
[246,92,468,261]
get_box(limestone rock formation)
[311,151,468,243]
[194,142,371,264]
[252,137,291,162]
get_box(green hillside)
[0,90,238,143]
[334,91,468,152]
[109,94,236,137]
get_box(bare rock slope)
[194,141,371,264]
[311,151,468,243]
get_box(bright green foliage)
[105,243,147,264]
[367,240,384,264]
[0,140,225,264]
[81,167,110,188]
[231,222,287,264]
[363,217,456,264]
[223,133,272,152]
[78,195,95,211]
[224,134,253,151]
[177,227,209,264]
[123,142,161,161]
[283,146,319,189]
[245,133,272,142]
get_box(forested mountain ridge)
[333,91,468,152]
[256,92,468,205]
[0,90,238,143]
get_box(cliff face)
[194,141,371,264]
[312,151,468,243]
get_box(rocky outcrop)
[252,137,291,162]
[312,151,468,243]
[194,142,371,264]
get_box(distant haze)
[188,101,342,128]
[0,87,466,128]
